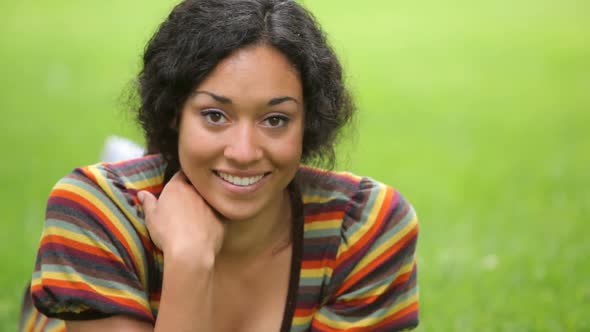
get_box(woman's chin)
[210,204,257,224]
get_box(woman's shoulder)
[296,164,417,248]
[294,166,419,326]
[70,154,166,193]
[296,165,412,214]
[45,153,167,259]
[51,154,167,206]
[32,155,165,321]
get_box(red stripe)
[338,187,394,262]
[41,234,123,262]
[142,183,164,192]
[80,167,97,183]
[293,307,317,317]
[33,279,150,315]
[38,313,50,331]
[23,304,39,332]
[304,211,345,223]
[334,267,415,307]
[334,222,417,297]
[52,188,137,271]
[301,258,337,269]
[310,301,418,331]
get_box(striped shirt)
[22,154,419,331]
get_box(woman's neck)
[216,189,292,265]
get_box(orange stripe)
[301,190,398,276]
[376,301,419,329]
[293,307,317,317]
[22,304,39,332]
[38,314,50,332]
[80,167,97,183]
[142,183,163,193]
[33,278,151,316]
[310,318,340,332]
[41,234,122,263]
[304,211,345,223]
[338,187,394,263]
[129,184,163,207]
[335,269,414,307]
[301,258,336,269]
[52,189,136,267]
[391,266,414,287]
[310,301,418,332]
[335,224,417,297]
[349,301,419,332]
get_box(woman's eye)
[201,110,227,125]
[263,115,289,128]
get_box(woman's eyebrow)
[268,96,299,106]
[194,90,232,104]
[195,90,299,106]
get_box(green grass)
[1,0,589,330]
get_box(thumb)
[137,191,157,217]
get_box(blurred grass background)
[1,0,588,330]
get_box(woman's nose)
[223,124,263,165]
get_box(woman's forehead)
[194,45,303,105]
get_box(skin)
[66,44,304,332]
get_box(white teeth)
[216,171,264,186]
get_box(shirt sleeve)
[30,165,155,323]
[311,177,419,331]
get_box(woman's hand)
[138,171,220,331]
[138,171,225,264]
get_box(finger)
[138,190,157,217]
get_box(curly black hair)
[137,0,354,176]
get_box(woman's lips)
[213,170,270,187]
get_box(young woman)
[21,0,419,331]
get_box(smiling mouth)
[214,171,268,187]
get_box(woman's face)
[177,44,304,222]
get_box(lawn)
[1,0,588,330]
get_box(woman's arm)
[66,256,216,332]
[66,316,153,332]
[141,171,224,331]
[311,181,419,331]
[153,250,216,332]
[63,171,224,332]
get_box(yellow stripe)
[84,167,148,285]
[46,321,67,332]
[335,185,387,258]
[39,271,149,309]
[150,300,160,312]
[300,267,333,279]
[126,176,164,190]
[21,307,37,332]
[304,219,342,231]
[315,292,419,328]
[302,194,337,204]
[31,278,41,288]
[343,215,417,286]
[292,314,314,326]
[56,181,143,266]
[340,260,415,301]
[42,225,124,262]
[87,167,150,241]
